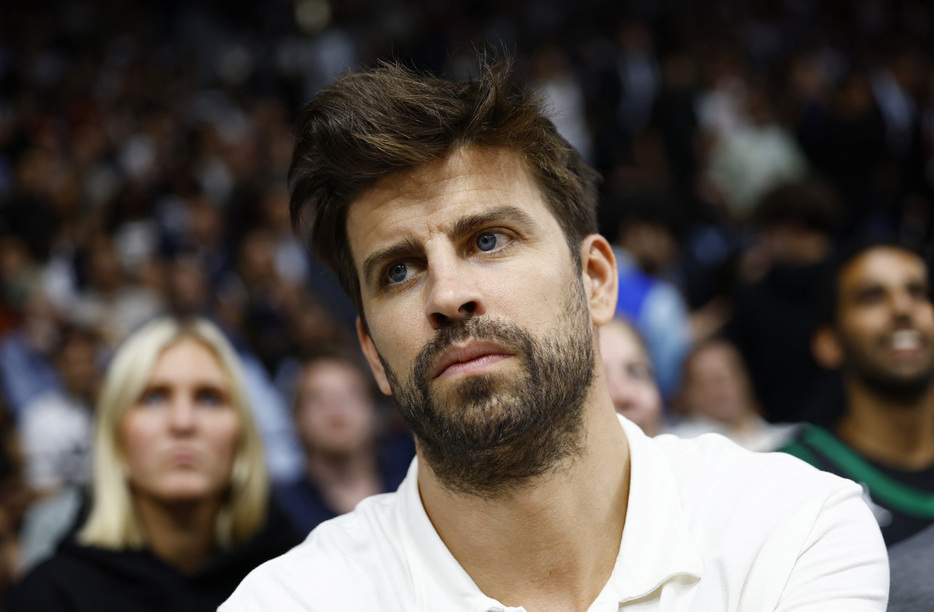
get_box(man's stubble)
[380,277,596,498]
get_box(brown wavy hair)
[288,54,600,321]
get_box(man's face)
[346,148,605,496]
[681,342,755,425]
[833,247,934,398]
[295,359,376,458]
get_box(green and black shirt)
[780,424,934,547]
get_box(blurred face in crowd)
[56,333,101,401]
[166,255,210,315]
[296,358,377,458]
[348,148,614,495]
[86,237,123,294]
[599,318,663,436]
[679,341,755,425]
[120,338,241,506]
[826,247,934,399]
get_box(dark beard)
[380,286,595,498]
[842,338,934,404]
[850,362,934,404]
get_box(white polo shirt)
[222,416,888,611]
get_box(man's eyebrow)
[848,280,906,307]
[449,205,538,242]
[360,205,539,289]
[361,237,422,289]
[850,280,884,295]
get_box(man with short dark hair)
[779,241,934,610]
[274,350,413,535]
[223,58,887,611]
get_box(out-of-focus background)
[1,0,933,595]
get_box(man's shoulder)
[646,429,887,603]
[653,429,860,505]
[221,491,413,611]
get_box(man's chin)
[859,366,934,401]
[431,369,507,403]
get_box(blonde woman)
[5,316,300,611]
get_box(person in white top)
[222,55,888,611]
[669,337,799,451]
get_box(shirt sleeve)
[772,482,889,611]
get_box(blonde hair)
[79,316,269,549]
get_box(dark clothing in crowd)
[3,502,301,612]
[888,522,934,612]
[727,262,842,426]
[275,465,406,536]
[780,424,934,547]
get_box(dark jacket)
[3,501,300,612]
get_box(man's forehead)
[349,148,538,215]
[344,148,551,257]
[841,247,928,290]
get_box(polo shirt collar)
[396,414,704,611]
[397,459,511,612]
[602,416,704,605]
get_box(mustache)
[411,316,531,385]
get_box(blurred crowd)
[2,0,934,600]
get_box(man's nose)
[891,288,917,320]
[424,258,486,329]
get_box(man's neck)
[837,381,934,470]
[416,400,630,612]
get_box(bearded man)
[222,57,887,612]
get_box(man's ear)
[580,234,618,327]
[812,326,844,370]
[356,317,393,395]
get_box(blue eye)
[139,388,167,406]
[387,263,410,284]
[195,388,227,408]
[476,232,497,252]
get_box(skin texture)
[348,147,599,497]
[345,146,628,611]
[121,338,241,507]
[349,148,585,392]
[598,318,663,436]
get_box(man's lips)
[891,329,922,351]
[885,328,930,357]
[431,341,514,380]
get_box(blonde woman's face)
[120,338,242,505]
